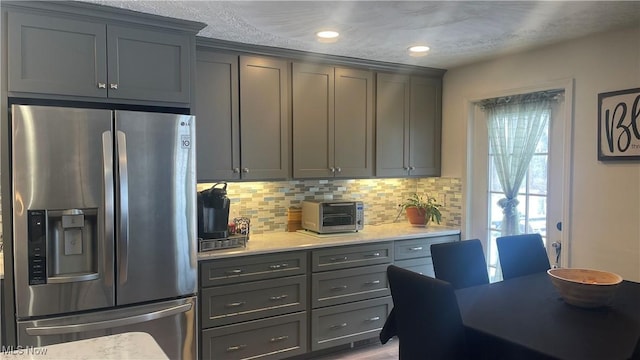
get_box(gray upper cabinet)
[376,73,442,177]
[293,63,373,178]
[195,52,239,181]
[7,10,193,104]
[195,51,289,181]
[239,55,290,180]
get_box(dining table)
[455,272,640,360]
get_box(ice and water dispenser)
[28,209,99,285]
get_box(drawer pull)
[269,294,288,301]
[330,323,348,329]
[365,280,381,285]
[226,269,243,275]
[330,256,348,262]
[270,335,289,343]
[364,252,381,258]
[409,246,424,251]
[226,344,247,352]
[330,285,348,291]
[367,316,381,322]
[269,263,289,270]
[225,301,246,308]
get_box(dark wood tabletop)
[456,272,640,360]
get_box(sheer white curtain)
[482,93,552,235]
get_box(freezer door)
[17,296,197,360]
[114,111,197,305]
[11,105,115,318]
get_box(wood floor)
[310,339,399,360]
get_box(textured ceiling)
[81,1,640,69]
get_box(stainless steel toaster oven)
[301,200,364,233]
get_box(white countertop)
[198,222,460,260]
[0,332,168,360]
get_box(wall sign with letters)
[598,87,640,160]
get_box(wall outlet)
[437,193,446,207]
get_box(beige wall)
[442,26,640,281]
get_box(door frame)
[463,78,575,268]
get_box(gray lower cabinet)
[7,9,196,104]
[393,234,460,276]
[202,312,307,360]
[199,252,308,359]
[293,63,373,179]
[376,72,442,177]
[310,243,393,351]
[195,50,289,181]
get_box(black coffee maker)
[197,182,230,239]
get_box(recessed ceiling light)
[316,30,339,43]
[408,45,430,57]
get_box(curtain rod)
[479,89,564,109]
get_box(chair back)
[431,239,489,289]
[496,233,550,280]
[385,265,468,360]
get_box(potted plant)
[397,193,443,226]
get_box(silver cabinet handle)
[226,269,243,275]
[366,316,381,322]
[26,303,192,335]
[242,168,249,173]
[269,294,288,301]
[110,83,118,89]
[225,301,246,308]
[270,336,289,343]
[329,167,335,173]
[269,263,288,270]
[227,344,247,352]
[336,167,342,173]
[232,167,240,173]
[409,246,423,251]
[364,252,381,258]
[409,166,416,170]
[116,131,129,285]
[330,256,348,262]
[330,323,348,329]
[403,166,409,171]
[364,280,381,285]
[98,82,106,89]
[330,285,348,291]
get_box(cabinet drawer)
[201,275,307,328]
[394,258,434,277]
[394,235,460,260]
[312,243,392,272]
[202,312,307,360]
[312,264,390,308]
[311,296,392,351]
[200,252,307,287]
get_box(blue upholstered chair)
[381,265,468,360]
[496,233,550,280]
[431,239,489,289]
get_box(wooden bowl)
[547,268,623,308]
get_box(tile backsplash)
[197,177,462,234]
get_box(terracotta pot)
[406,207,429,227]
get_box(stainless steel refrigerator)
[10,105,197,359]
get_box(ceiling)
[81,1,640,70]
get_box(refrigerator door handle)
[117,130,130,285]
[25,303,192,336]
[102,131,115,275]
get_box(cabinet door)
[375,73,410,177]
[292,63,334,178]
[409,76,442,176]
[334,68,374,178]
[107,25,190,103]
[195,51,240,181]
[7,12,107,98]
[239,56,290,180]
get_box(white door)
[467,81,573,281]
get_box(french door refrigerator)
[10,105,197,359]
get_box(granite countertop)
[0,332,168,360]
[198,222,460,260]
